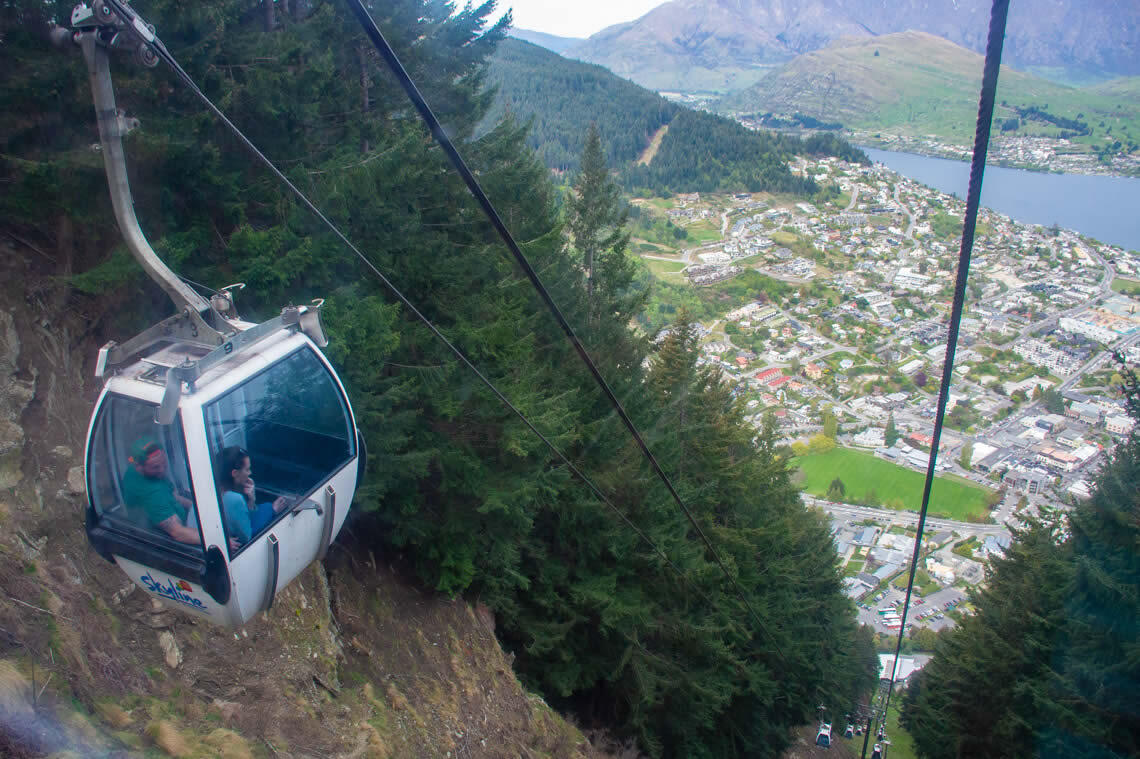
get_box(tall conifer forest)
[901,367,1140,759]
[483,37,869,186]
[2,1,878,755]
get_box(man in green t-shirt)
[122,438,200,544]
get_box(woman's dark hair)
[217,446,249,490]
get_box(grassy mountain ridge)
[567,0,1140,94]
[1090,76,1140,100]
[717,31,1140,151]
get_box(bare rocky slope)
[568,0,1140,92]
[0,238,628,758]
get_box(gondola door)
[200,335,357,623]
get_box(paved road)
[892,183,916,239]
[807,496,1012,538]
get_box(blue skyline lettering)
[139,573,210,613]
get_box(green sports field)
[795,447,992,521]
[642,258,687,277]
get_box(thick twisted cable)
[878,0,1011,731]
[341,0,785,662]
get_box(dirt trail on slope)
[636,123,670,166]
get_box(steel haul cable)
[342,0,786,662]
[873,0,1011,745]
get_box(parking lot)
[855,585,965,633]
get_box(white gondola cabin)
[65,1,363,626]
[85,316,361,627]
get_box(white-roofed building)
[880,655,927,688]
[853,427,886,448]
[1106,415,1135,435]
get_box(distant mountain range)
[566,0,1140,93]
[507,29,583,56]
[716,31,1139,153]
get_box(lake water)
[861,147,1140,253]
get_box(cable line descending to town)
[341,0,787,658]
[872,1,1011,752]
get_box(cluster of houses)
[835,524,990,602]
[686,263,741,286]
[841,386,1131,500]
[768,256,816,280]
[847,131,1140,176]
[967,393,1130,498]
[651,156,1139,512]
[1012,338,1086,375]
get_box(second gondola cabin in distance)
[61,1,364,627]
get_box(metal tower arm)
[78,33,215,318]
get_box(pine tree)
[823,406,839,439]
[902,516,1071,759]
[885,413,899,447]
[959,440,973,470]
[1043,367,1140,757]
[568,122,630,322]
[1042,387,1066,415]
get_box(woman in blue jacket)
[217,446,289,547]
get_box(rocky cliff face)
[568,0,1140,91]
[0,239,618,758]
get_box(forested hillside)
[483,38,681,171]
[484,37,867,190]
[622,109,864,195]
[2,1,876,756]
[901,369,1140,758]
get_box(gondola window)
[203,348,354,545]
